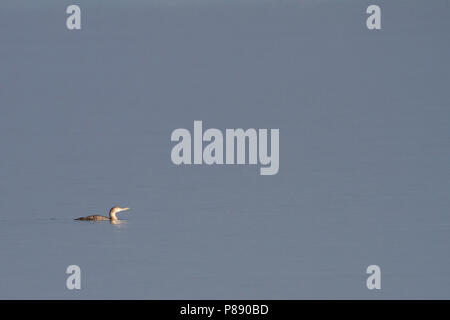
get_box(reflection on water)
[110,220,127,227]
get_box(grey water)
[0,0,449,299]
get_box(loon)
[75,206,130,222]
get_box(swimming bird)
[75,206,130,222]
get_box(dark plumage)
[75,215,110,221]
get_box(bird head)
[109,206,130,218]
[110,206,130,214]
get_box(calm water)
[0,0,449,298]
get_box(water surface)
[0,0,449,298]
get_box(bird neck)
[109,211,118,221]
